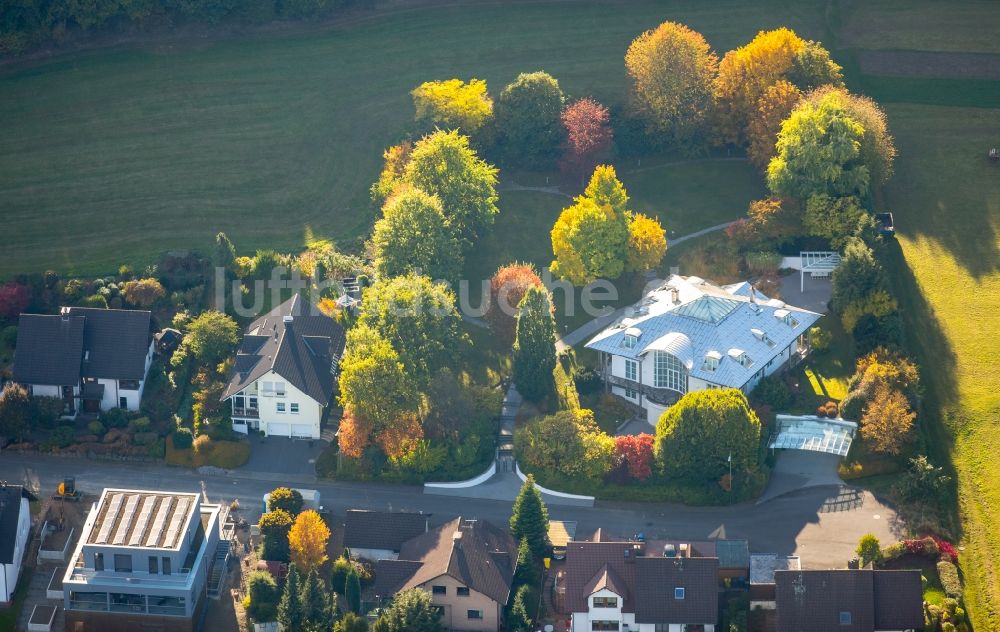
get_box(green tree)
[495,71,566,167]
[345,566,361,613]
[790,40,845,90]
[514,409,615,481]
[245,569,280,622]
[334,612,370,632]
[507,585,534,632]
[856,534,882,567]
[0,383,31,443]
[359,273,465,385]
[372,188,462,284]
[509,474,549,559]
[182,310,240,367]
[258,509,294,562]
[411,78,493,134]
[278,563,304,630]
[654,389,762,484]
[337,324,420,429]
[551,197,629,284]
[803,194,872,249]
[514,537,538,588]
[371,588,444,632]
[512,286,557,403]
[300,567,331,630]
[767,90,869,200]
[402,130,499,248]
[213,231,237,273]
[625,21,719,149]
[267,487,304,515]
[830,237,889,312]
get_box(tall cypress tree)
[509,474,549,559]
[345,566,362,614]
[513,537,538,588]
[512,286,557,402]
[277,563,304,630]
[300,567,331,629]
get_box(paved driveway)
[758,450,845,504]
[240,435,328,479]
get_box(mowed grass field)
[4,0,1000,625]
[0,0,828,277]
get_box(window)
[118,379,139,390]
[467,610,483,620]
[591,622,620,631]
[622,334,637,349]
[94,553,104,571]
[234,395,245,409]
[275,381,286,397]
[839,612,852,625]
[654,352,686,393]
[290,403,299,414]
[674,587,685,600]
[432,585,446,595]
[119,396,128,409]
[248,396,258,411]
[624,387,638,400]
[655,626,670,632]
[703,355,719,371]
[262,381,274,396]
[113,554,132,573]
[593,596,618,608]
[148,556,158,574]
[457,587,470,596]
[624,359,637,381]
[277,403,286,413]
[162,557,171,575]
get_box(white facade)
[0,495,30,604]
[230,372,323,439]
[570,586,716,632]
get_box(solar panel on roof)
[146,496,175,547]
[164,497,191,549]
[128,496,159,546]
[95,493,125,544]
[112,494,141,545]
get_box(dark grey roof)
[68,307,152,380]
[344,510,428,553]
[13,314,85,385]
[872,571,925,631]
[0,485,28,564]
[372,518,516,605]
[775,569,923,632]
[221,295,346,405]
[634,557,719,624]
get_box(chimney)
[452,530,463,549]
[670,287,680,304]
[60,306,71,321]
[749,285,756,304]
[283,315,293,325]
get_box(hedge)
[937,560,963,599]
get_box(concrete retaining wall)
[424,461,497,489]
[37,522,74,562]
[515,463,595,504]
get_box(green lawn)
[0,0,830,278]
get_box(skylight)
[672,296,741,324]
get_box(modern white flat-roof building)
[63,488,224,632]
[585,275,822,425]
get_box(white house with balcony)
[585,275,822,425]
[221,295,345,440]
[62,488,223,632]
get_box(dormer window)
[622,334,637,349]
[774,309,800,328]
[751,328,777,348]
[728,349,753,368]
[593,596,618,608]
[839,611,852,626]
[703,351,721,372]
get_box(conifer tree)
[509,475,549,559]
[277,563,304,630]
[512,286,556,403]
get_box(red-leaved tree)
[0,283,30,322]
[614,433,655,481]
[486,263,544,346]
[375,413,424,460]
[561,98,612,182]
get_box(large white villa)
[585,275,822,425]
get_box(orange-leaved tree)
[486,263,544,346]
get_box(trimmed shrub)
[49,425,76,449]
[129,417,151,433]
[751,375,792,410]
[934,536,959,564]
[904,536,939,558]
[267,488,304,515]
[838,390,865,422]
[937,560,962,599]
[880,541,906,562]
[246,569,280,622]
[172,428,194,450]
[101,408,130,429]
[87,421,105,436]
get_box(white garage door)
[291,424,314,439]
[268,422,290,437]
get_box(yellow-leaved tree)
[411,78,493,134]
[860,384,915,455]
[288,510,331,573]
[626,213,667,273]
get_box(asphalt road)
[0,452,904,569]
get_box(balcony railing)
[606,375,683,407]
[232,407,259,419]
